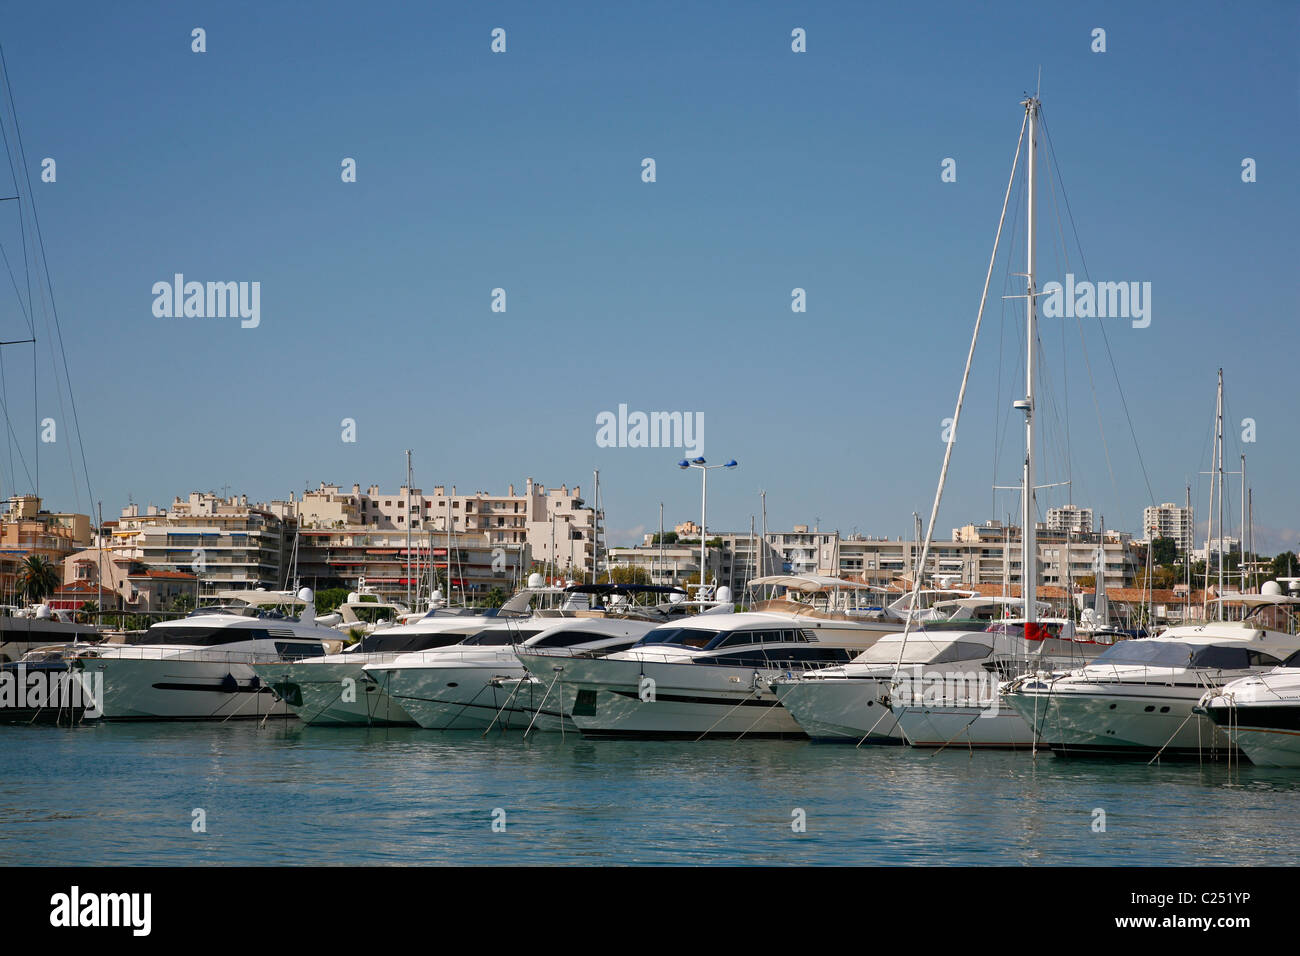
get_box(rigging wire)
[1040,107,1156,509]
[0,44,97,519]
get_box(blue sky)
[1,1,1296,552]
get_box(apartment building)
[273,477,597,576]
[0,495,93,603]
[1045,505,1094,535]
[114,493,292,599]
[1142,502,1194,555]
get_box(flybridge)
[151,274,261,328]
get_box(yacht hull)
[1202,702,1300,767]
[770,677,901,743]
[891,700,1035,749]
[545,655,806,739]
[251,660,416,726]
[1004,684,1237,758]
[371,658,531,730]
[80,654,291,721]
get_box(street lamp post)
[677,457,737,599]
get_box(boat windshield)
[1091,640,1284,670]
[351,632,464,654]
[633,627,717,649]
[127,625,275,647]
[459,628,523,646]
[855,637,992,665]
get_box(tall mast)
[405,450,412,608]
[1019,95,1040,625]
[1216,369,1224,619]
[1185,483,1192,621]
[1240,453,1247,595]
[593,469,601,583]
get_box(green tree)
[314,588,350,615]
[1271,552,1298,580]
[77,601,99,625]
[608,566,651,586]
[18,555,60,603]
[166,592,196,615]
[1149,537,1179,567]
[483,587,506,608]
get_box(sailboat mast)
[405,450,412,609]
[1185,483,1192,621]
[1240,453,1246,595]
[1020,95,1040,626]
[1216,369,1224,619]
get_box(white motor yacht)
[771,597,1095,743]
[253,585,564,725]
[74,589,339,720]
[1002,591,1300,758]
[1197,649,1300,767]
[536,577,892,739]
[364,584,688,730]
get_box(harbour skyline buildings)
[0,478,1285,617]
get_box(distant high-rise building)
[1142,503,1194,555]
[1046,505,1094,535]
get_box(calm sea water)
[1,721,1297,866]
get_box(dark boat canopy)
[564,584,686,597]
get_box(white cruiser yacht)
[252,585,565,726]
[1197,649,1300,767]
[373,616,661,731]
[1002,591,1300,758]
[363,584,689,730]
[889,617,1113,749]
[537,579,892,739]
[73,589,338,720]
[770,597,1082,743]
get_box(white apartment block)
[1045,505,1094,535]
[1142,502,1194,555]
[838,524,1137,591]
[273,477,598,575]
[116,493,291,598]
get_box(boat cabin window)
[353,632,464,654]
[703,646,853,668]
[275,641,324,660]
[529,630,610,648]
[460,628,524,646]
[705,628,809,650]
[1092,640,1283,670]
[127,626,273,647]
[633,627,717,649]
[1188,646,1282,670]
[1281,649,1300,668]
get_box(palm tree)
[18,554,60,604]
